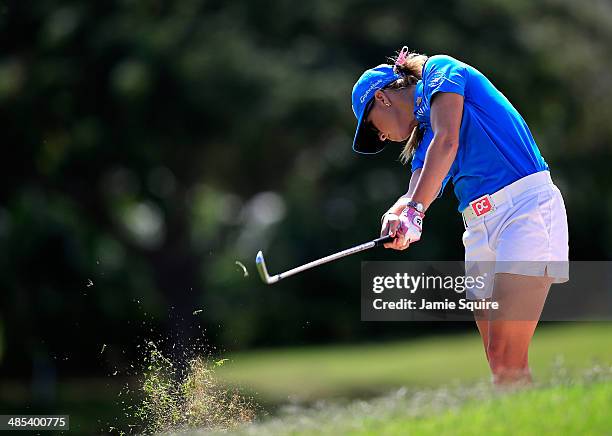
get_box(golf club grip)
[373,234,395,247]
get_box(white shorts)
[462,171,569,300]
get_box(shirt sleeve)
[410,126,452,199]
[423,55,468,100]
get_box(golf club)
[256,234,395,284]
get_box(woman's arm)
[407,167,422,198]
[386,168,422,215]
[410,92,463,211]
[380,93,463,250]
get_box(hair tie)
[395,46,409,67]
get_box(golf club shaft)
[273,234,394,281]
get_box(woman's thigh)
[490,272,552,322]
[475,273,552,349]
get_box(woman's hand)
[380,196,411,249]
[380,206,425,250]
[381,212,408,249]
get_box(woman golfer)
[351,47,569,385]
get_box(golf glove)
[398,206,424,244]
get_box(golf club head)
[255,251,279,285]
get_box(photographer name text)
[372,298,499,311]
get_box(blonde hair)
[385,47,428,164]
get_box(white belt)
[461,171,554,226]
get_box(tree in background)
[0,0,611,378]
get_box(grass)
[217,323,612,403]
[370,382,612,435]
[145,323,612,434]
[213,367,612,435]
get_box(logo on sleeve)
[428,70,445,88]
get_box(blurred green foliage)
[1,0,611,379]
[0,317,3,362]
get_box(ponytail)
[385,46,428,164]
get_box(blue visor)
[351,64,401,154]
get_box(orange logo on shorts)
[470,195,493,217]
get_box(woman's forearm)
[411,134,459,211]
[387,169,422,214]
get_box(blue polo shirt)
[411,55,549,211]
